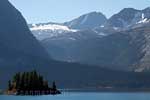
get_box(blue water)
[0,92,150,100]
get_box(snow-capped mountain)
[64,12,107,30]
[32,7,150,72]
[29,12,109,40]
[105,7,150,29]
[29,7,150,43]
[30,23,78,40]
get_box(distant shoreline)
[60,88,150,93]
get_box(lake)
[0,92,150,100]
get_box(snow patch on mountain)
[81,14,89,25]
[113,27,120,30]
[100,25,104,28]
[30,24,78,40]
[30,24,77,32]
[137,13,150,24]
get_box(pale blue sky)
[9,0,150,24]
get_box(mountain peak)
[105,7,150,28]
[143,7,150,11]
[120,8,138,12]
[64,11,107,30]
[117,8,140,16]
[86,11,105,16]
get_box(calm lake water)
[0,92,150,100]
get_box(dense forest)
[7,70,61,95]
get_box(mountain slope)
[0,0,49,59]
[41,24,150,72]
[0,0,52,87]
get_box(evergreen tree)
[39,75,44,90]
[20,72,26,90]
[44,81,49,89]
[8,80,12,90]
[52,81,56,90]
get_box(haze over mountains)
[30,7,150,72]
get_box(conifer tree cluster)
[8,70,61,95]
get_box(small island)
[6,70,61,95]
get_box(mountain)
[105,7,150,29]
[64,12,107,30]
[29,12,108,41]
[0,0,50,65]
[29,7,150,72]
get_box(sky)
[9,0,150,24]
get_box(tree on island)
[52,81,56,91]
[8,80,12,91]
[7,70,61,95]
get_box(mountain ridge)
[33,7,150,72]
[105,7,150,29]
